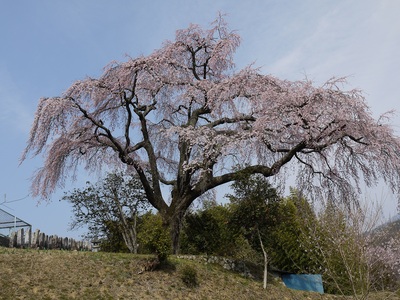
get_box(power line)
[7,194,30,203]
[0,194,30,206]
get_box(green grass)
[0,247,399,299]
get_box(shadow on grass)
[156,259,177,273]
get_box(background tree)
[226,173,281,289]
[227,173,281,253]
[299,201,400,298]
[180,203,236,256]
[98,219,132,253]
[368,218,400,290]
[366,235,400,292]
[269,188,319,274]
[63,172,149,253]
[22,15,400,253]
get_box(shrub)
[180,265,198,288]
[137,212,171,262]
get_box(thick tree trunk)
[165,210,186,255]
[171,220,181,255]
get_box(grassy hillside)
[0,247,398,300]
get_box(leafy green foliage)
[98,220,130,253]
[180,265,199,288]
[181,204,236,256]
[180,175,319,273]
[227,174,281,254]
[269,189,319,273]
[137,212,171,262]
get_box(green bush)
[137,212,171,262]
[180,265,198,288]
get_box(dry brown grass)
[0,247,398,300]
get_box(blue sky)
[1,1,399,239]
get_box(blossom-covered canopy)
[22,16,400,251]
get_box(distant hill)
[370,217,400,245]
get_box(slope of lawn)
[0,247,398,300]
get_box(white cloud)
[258,1,400,124]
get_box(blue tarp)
[281,274,324,294]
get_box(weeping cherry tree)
[22,16,400,253]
